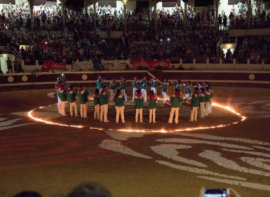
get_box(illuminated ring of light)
[27,102,247,133]
[28,106,84,129]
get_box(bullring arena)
[1,0,270,196]
[1,70,270,197]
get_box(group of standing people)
[55,75,213,124]
[189,83,213,123]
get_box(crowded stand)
[18,28,102,65]
[10,32,128,69]
[156,5,217,31]
[0,3,214,32]
[126,28,229,63]
[6,2,228,67]
[227,12,270,29]
[0,1,269,32]
[218,1,270,30]
[234,36,270,64]
[0,0,269,32]
[0,0,269,74]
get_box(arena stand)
[0,0,270,90]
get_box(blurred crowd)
[0,1,270,32]
[1,2,270,73]
[235,36,270,64]
[126,28,229,64]
[0,3,217,32]
[218,2,270,30]
[16,28,102,65]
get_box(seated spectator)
[178,65,184,70]
[226,48,232,59]
[124,63,130,70]
[98,64,105,71]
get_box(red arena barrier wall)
[0,70,270,89]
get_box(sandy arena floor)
[0,86,270,197]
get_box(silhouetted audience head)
[13,191,42,197]
[68,182,112,197]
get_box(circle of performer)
[55,74,213,124]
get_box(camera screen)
[204,189,227,197]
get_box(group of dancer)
[55,75,213,124]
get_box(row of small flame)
[27,103,246,133]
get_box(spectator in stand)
[178,65,184,70]
[225,48,232,63]
[223,15,227,30]
[6,57,12,73]
[13,58,22,73]
[218,14,222,29]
